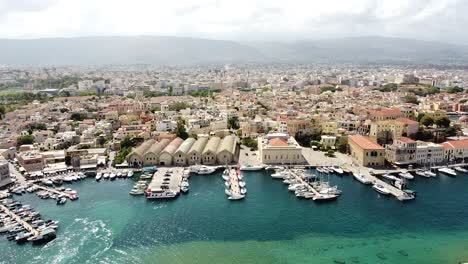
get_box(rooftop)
[349,135,384,150]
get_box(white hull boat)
[372,184,391,195]
[353,173,372,184]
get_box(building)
[258,133,304,165]
[173,138,196,166]
[321,121,339,135]
[320,135,336,147]
[187,137,208,165]
[348,135,385,167]
[0,158,11,188]
[416,141,445,165]
[17,152,45,172]
[368,108,405,121]
[442,139,468,162]
[370,118,419,145]
[159,138,184,166]
[127,139,155,167]
[216,135,237,164]
[202,137,221,165]
[385,137,417,165]
[142,139,170,166]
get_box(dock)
[0,204,39,237]
[228,169,241,196]
[345,166,413,201]
[290,170,320,196]
[148,167,184,194]
[34,185,76,199]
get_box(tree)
[121,136,134,149]
[0,105,5,119]
[420,115,434,127]
[325,149,335,157]
[447,86,464,93]
[227,116,240,130]
[404,95,418,104]
[168,102,191,112]
[17,135,35,146]
[236,129,243,137]
[241,137,258,150]
[70,112,86,121]
[335,136,349,153]
[434,116,450,128]
[174,119,189,139]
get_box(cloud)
[0,0,465,43]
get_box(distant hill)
[1,36,468,66]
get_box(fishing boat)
[353,172,372,184]
[372,184,391,195]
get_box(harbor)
[145,167,185,199]
[223,168,246,200]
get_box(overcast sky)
[0,0,466,42]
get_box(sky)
[0,0,466,42]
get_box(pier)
[289,170,320,196]
[148,167,184,195]
[345,166,412,201]
[34,185,76,199]
[0,204,39,237]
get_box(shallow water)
[2,170,468,264]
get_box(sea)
[1,170,468,264]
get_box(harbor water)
[2,170,468,264]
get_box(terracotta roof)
[369,108,403,117]
[442,139,468,149]
[349,135,384,150]
[395,118,419,125]
[269,138,288,147]
[398,137,416,143]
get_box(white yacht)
[454,166,468,173]
[146,189,177,199]
[127,171,134,178]
[239,181,246,187]
[331,166,344,174]
[353,172,372,184]
[271,170,285,179]
[196,166,217,175]
[224,189,232,196]
[415,170,430,178]
[240,188,247,195]
[240,165,264,171]
[424,170,437,177]
[265,165,283,171]
[129,189,145,195]
[95,173,102,181]
[288,184,304,191]
[109,172,117,180]
[438,167,457,177]
[228,194,245,200]
[372,184,391,195]
[103,173,110,179]
[399,172,414,180]
[313,193,338,201]
[381,174,399,181]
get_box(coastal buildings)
[369,118,419,144]
[258,133,304,165]
[173,138,196,166]
[385,137,417,165]
[442,139,468,162]
[416,141,445,165]
[0,158,11,188]
[348,135,385,166]
[17,152,45,172]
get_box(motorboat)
[103,173,110,179]
[438,167,457,177]
[28,229,56,244]
[424,170,437,177]
[239,181,246,187]
[129,189,145,195]
[15,232,32,243]
[95,173,102,181]
[116,172,123,178]
[331,166,344,174]
[399,172,414,180]
[224,181,230,187]
[228,194,245,200]
[372,184,391,195]
[415,170,430,178]
[222,173,230,181]
[381,174,399,181]
[140,173,152,180]
[454,166,468,173]
[271,171,285,179]
[56,197,67,205]
[224,189,232,196]
[240,165,264,171]
[240,188,247,195]
[145,189,177,199]
[288,184,304,191]
[265,165,283,171]
[393,179,406,190]
[42,179,53,186]
[127,171,134,178]
[63,176,74,183]
[181,186,189,193]
[109,173,117,180]
[196,166,217,175]
[313,193,338,201]
[353,172,372,184]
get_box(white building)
[415,141,445,165]
[258,133,304,165]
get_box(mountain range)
[0,36,467,66]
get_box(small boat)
[42,179,53,186]
[399,171,414,180]
[103,173,110,179]
[353,172,372,184]
[240,188,247,194]
[181,186,189,193]
[271,171,284,179]
[381,174,399,181]
[265,165,283,171]
[393,179,406,190]
[52,178,63,185]
[127,171,134,178]
[222,174,230,181]
[95,173,102,181]
[196,166,217,175]
[424,170,437,177]
[313,193,338,201]
[129,189,145,195]
[109,173,117,180]
[224,181,230,187]
[140,174,152,180]
[56,197,67,205]
[415,170,430,178]
[240,165,264,171]
[239,181,246,187]
[116,172,123,178]
[372,184,391,195]
[438,167,457,177]
[228,194,245,200]
[454,166,468,173]
[224,189,232,196]
[288,184,304,191]
[63,176,73,182]
[331,166,344,174]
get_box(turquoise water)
[2,170,468,264]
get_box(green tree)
[404,95,418,104]
[241,137,258,150]
[168,102,191,112]
[70,112,86,121]
[420,115,434,127]
[434,116,451,128]
[227,116,240,129]
[447,86,464,93]
[16,135,35,146]
[0,105,5,119]
[174,119,189,139]
[335,136,349,153]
